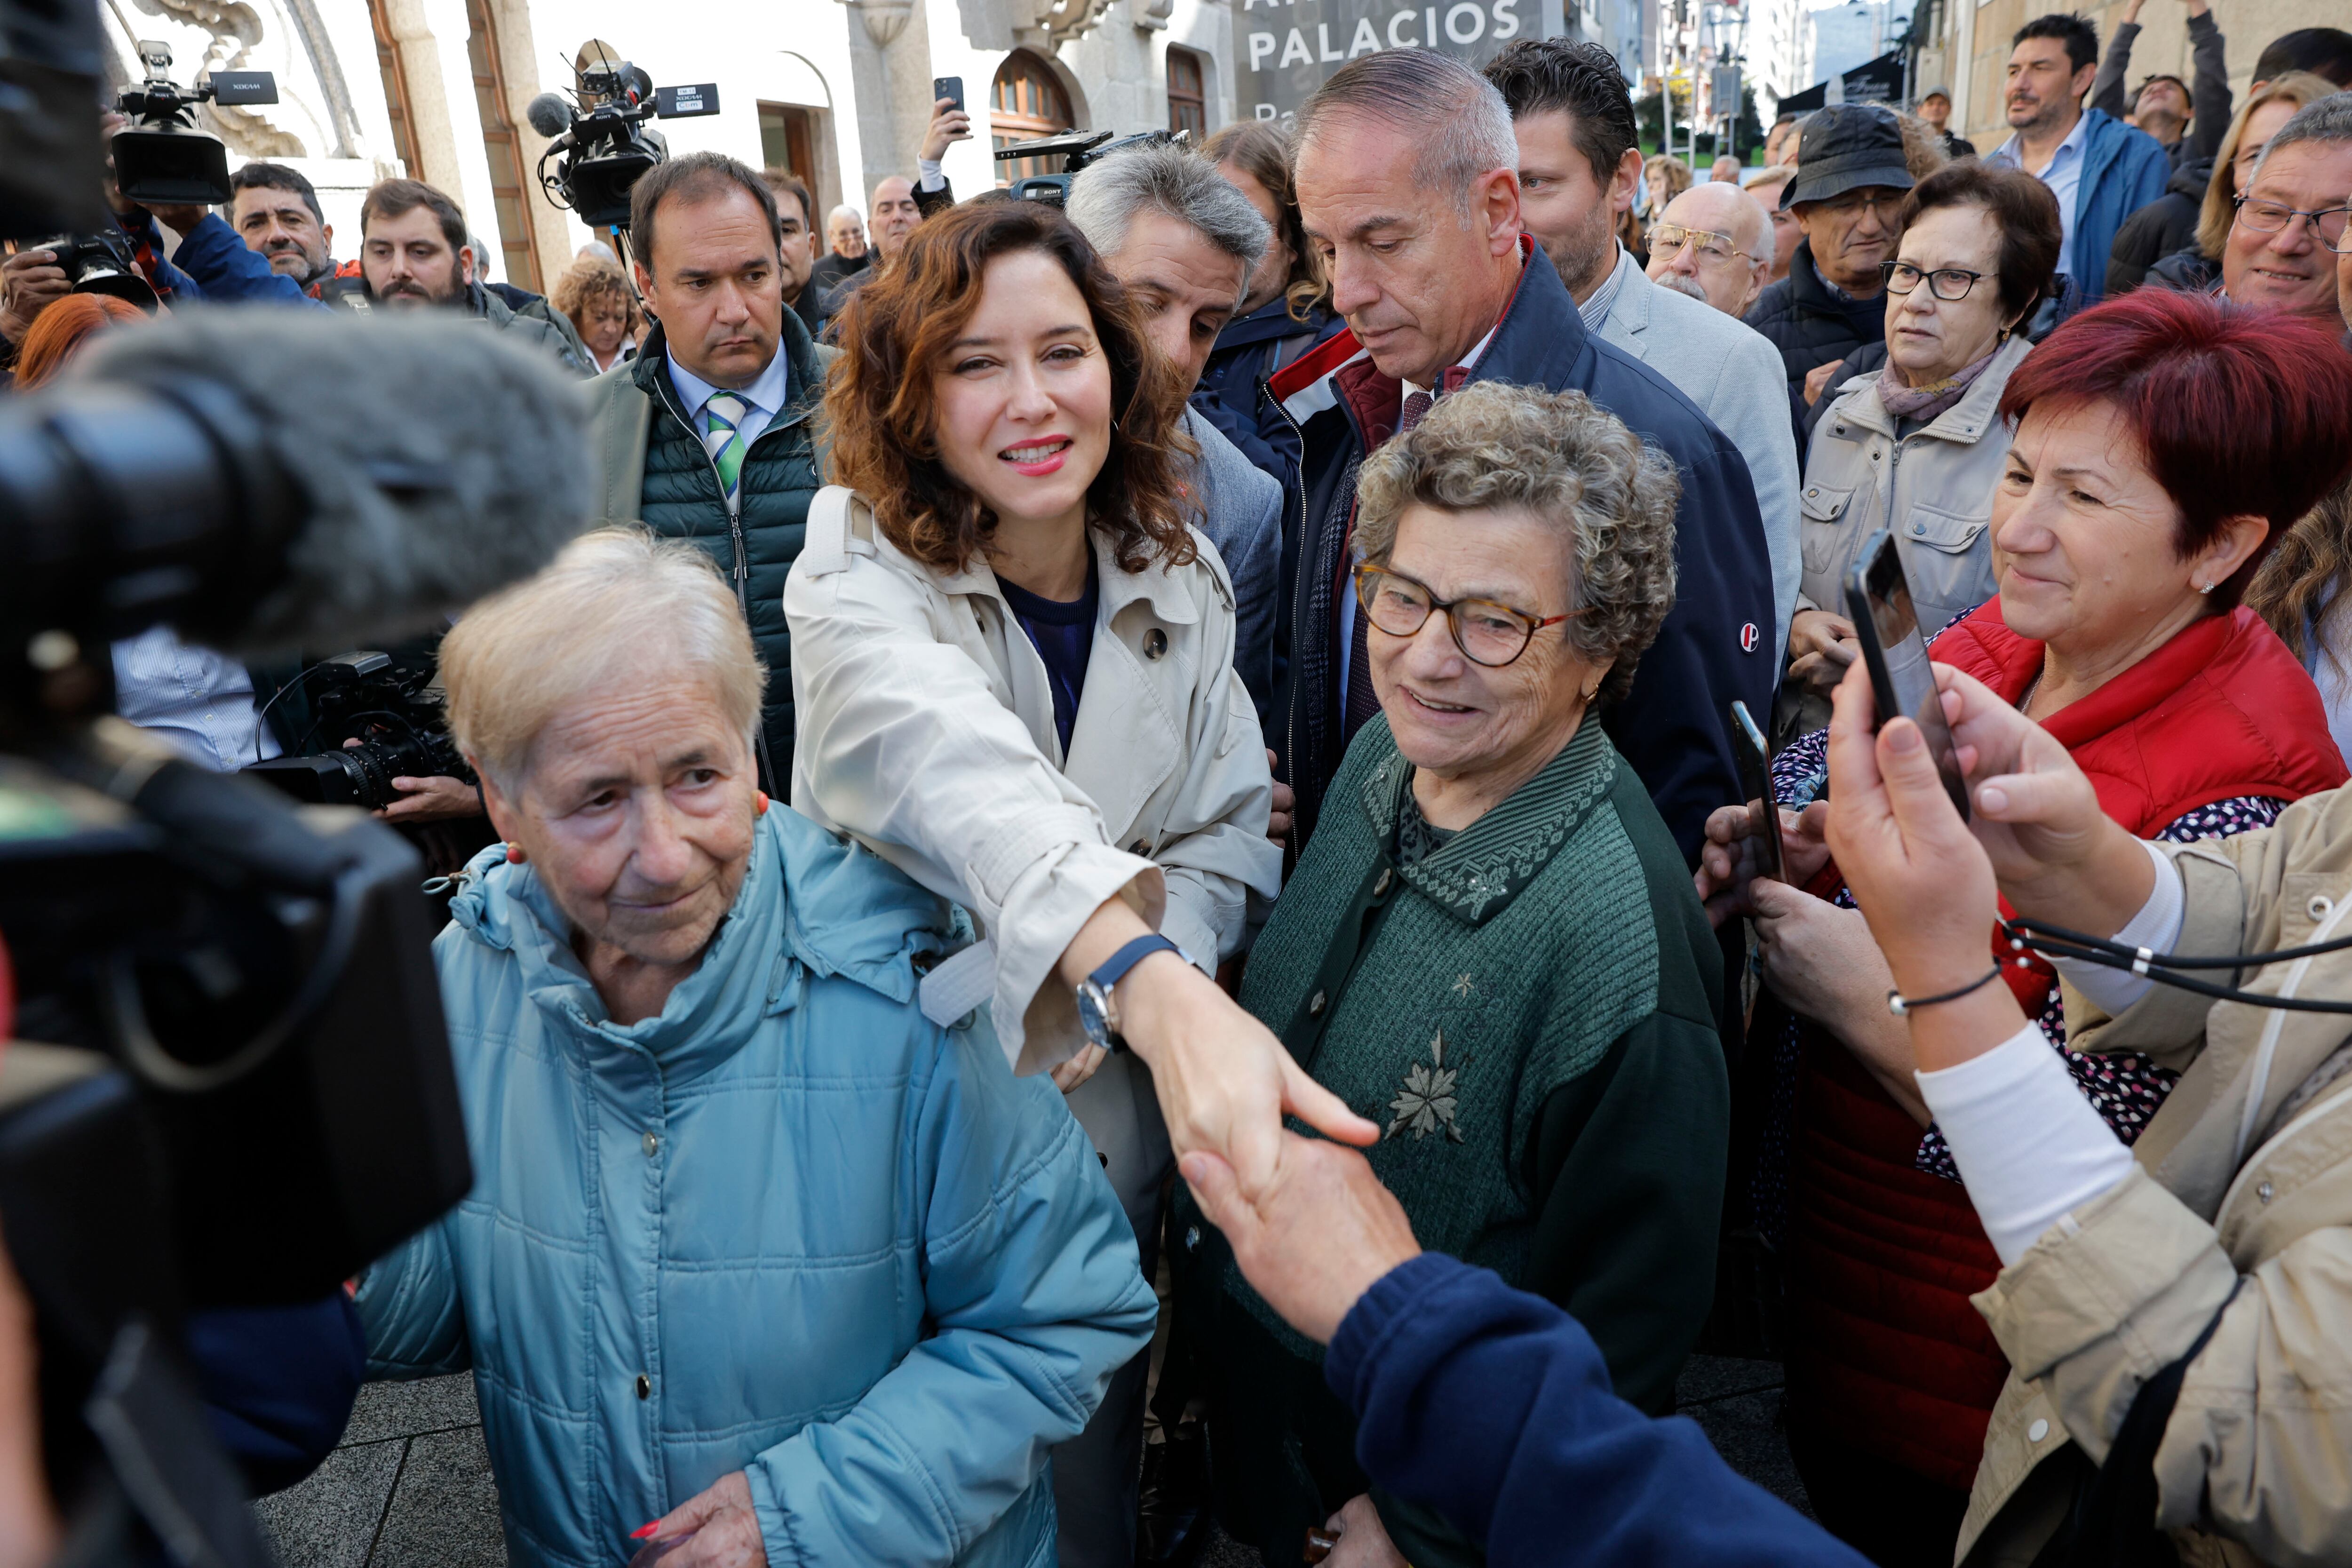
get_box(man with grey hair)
[1067,144,1286,727]
[2212,92,2352,326]
[1268,46,1775,875]
[1485,38,1797,665]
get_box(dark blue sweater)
[1326,1253,1868,1567]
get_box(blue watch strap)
[1089,933,1181,994]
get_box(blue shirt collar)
[1994,108,2091,170]
[666,340,793,422]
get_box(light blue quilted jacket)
[354,809,1156,1568]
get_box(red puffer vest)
[1784,602,2347,1492]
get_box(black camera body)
[244,648,472,812]
[111,39,277,207]
[533,56,720,232]
[34,227,159,309]
[994,128,1184,205]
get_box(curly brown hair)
[551,258,640,339]
[821,199,1196,576]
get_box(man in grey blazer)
[1486,40,1800,663]
[1067,143,1287,732]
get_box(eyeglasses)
[2233,194,2352,253]
[1879,261,1994,301]
[1353,564,1574,668]
[1648,223,1755,266]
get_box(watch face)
[1075,980,1113,1049]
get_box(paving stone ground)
[254,1354,1808,1566]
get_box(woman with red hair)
[1700,287,2352,1566]
[10,291,144,390]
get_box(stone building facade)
[104,0,1245,292]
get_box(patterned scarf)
[1876,342,2002,422]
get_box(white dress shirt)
[111,624,282,773]
[1988,111,2093,286]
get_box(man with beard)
[1486,40,1796,663]
[355,179,589,375]
[1983,13,2166,309]
[227,162,361,301]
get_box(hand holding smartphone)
[1729,700,1786,882]
[932,76,964,112]
[1842,529,1969,819]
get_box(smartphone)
[933,76,964,112]
[1843,529,1969,819]
[1729,700,1785,881]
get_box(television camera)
[111,38,278,207]
[993,127,1184,205]
[526,49,721,241]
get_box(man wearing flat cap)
[1741,104,1913,441]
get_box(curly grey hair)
[1353,382,1680,705]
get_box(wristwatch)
[1074,934,1182,1055]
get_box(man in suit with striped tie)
[584,152,835,793]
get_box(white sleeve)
[1916,1024,2137,1266]
[917,159,946,192]
[2043,837,2183,1018]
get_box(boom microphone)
[525,89,573,141]
[0,307,590,662]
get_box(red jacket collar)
[1268,236,1534,454]
[1933,599,2347,828]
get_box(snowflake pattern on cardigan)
[1760,724,2285,1209]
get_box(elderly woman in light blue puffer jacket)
[354,530,1155,1568]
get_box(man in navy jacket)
[1272,49,1774,865]
[1180,1134,1868,1568]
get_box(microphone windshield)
[70,308,592,657]
[524,91,573,139]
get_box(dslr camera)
[527,51,721,232]
[245,647,473,812]
[111,39,278,207]
[994,128,1184,205]
[31,227,159,309]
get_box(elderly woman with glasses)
[1172,382,1731,1568]
[1780,161,2064,738]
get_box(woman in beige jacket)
[785,199,1375,1566]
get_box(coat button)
[2027,1418,2049,1442]
[636,1374,652,1401]
[1805,487,1819,498]
[1132,839,1151,856]
[1143,628,1168,660]
[1374,868,1393,896]
[1308,990,1327,1017]
[642,1132,660,1157]
[1185,1226,1200,1251]
[2307,894,2334,922]
[1912,522,1926,535]
[2258,1180,2275,1203]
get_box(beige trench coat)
[784,486,1279,1076]
[1960,784,2352,1567]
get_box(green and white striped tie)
[700,390,750,515]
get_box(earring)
[2196,581,2216,596]
[504,842,527,864]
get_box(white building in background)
[103,0,1244,296]
[1744,0,1808,117]
[1805,0,1888,88]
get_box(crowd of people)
[8,11,2352,1568]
